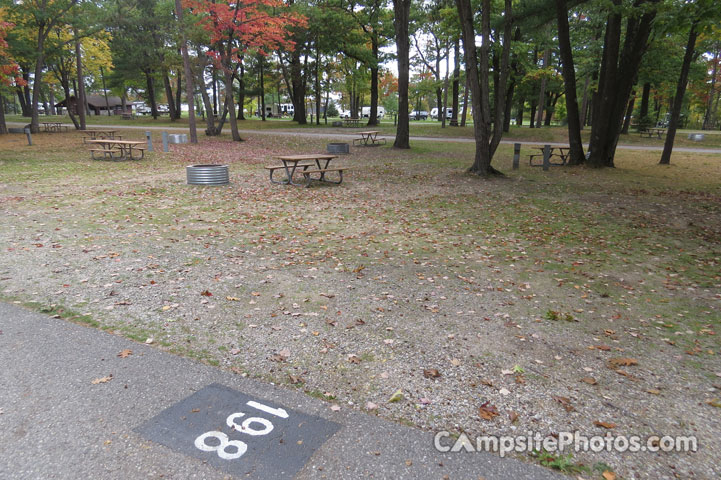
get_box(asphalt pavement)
[0,302,566,480]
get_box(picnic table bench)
[342,118,362,128]
[529,146,569,166]
[121,113,135,120]
[81,129,121,143]
[42,122,68,133]
[266,154,347,187]
[86,139,146,161]
[353,131,386,147]
[640,127,666,139]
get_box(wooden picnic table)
[86,139,146,161]
[529,146,569,166]
[342,118,362,128]
[266,154,346,187]
[640,127,666,139]
[353,131,386,147]
[42,122,67,133]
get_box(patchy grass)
[1,129,720,479]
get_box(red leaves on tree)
[0,22,25,87]
[185,0,306,68]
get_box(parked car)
[157,104,170,114]
[338,110,353,118]
[409,110,428,120]
[136,104,151,115]
[430,107,453,120]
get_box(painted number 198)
[194,400,288,460]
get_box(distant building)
[55,95,129,115]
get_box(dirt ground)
[1,130,720,479]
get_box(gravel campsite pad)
[1,130,720,479]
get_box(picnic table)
[81,129,121,143]
[640,128,666,139]
[86,139,146,161]
[342,118,362,128]
[353,131,386,147]
[42,122,68,133]
[528,146,569,166]
[265,154,346,187]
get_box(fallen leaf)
[330,404,341,411]
[602,471,617,480]
[226,296,239,301]
[405,460,412,466]
[479,401,499,420]
[552,395,575,412]
[646,389,661,395]
[91,375,113,385]
[161,305,172,311]
[499,387,510,396]
[705,398,721,408]
[388,389,404,403]
[594,420,617,429]
[145,338,154,344]
[288,374,303,384]
[508,410,519,423]
[608,357,638,368]
[365,401,378,410]
[348,354,361,364]
[423,368,441,378]
[580,377,597,385]
[117,349,132,358]
[200,290,213,297]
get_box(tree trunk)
[146,73,158,119]
[639,81,651,129]
[237,62,246,120]
[290,48,306,124]
[517,95,524,126]
[451,37,460,126]
[259,56,266,121]
[163,74,178,120]
[392,0,411,149]
[535,47,550,128]
[175,73,182,119]
[456,0,510,175]
[702,44,719,130]
[315,41,321,125]
[176,0,198,142]
[579,75,591,128]
[368,42,380,127]
[587,0,659,168]
[460,76,469,126]
[555,0,584,164]
[621,92,635,134]
[0,94,7,134]
[660,21,698,165]
[74,31,86,130]
[223,66,242,141]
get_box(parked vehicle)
[135,103,151,115]
[361,106,385,119]
[338,109,353,118]
[409,110,428,120]
[430,107,453,120]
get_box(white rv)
[361,106,385,119]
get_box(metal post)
[513,143,521,170]
[543,144,551,171]
[24,128,32,146]
[145,131,153,152]
[162,131,169,152]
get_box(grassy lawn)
[1,128,719,479]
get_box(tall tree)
[175,0,198,143]
[555,0,584,164]
[0,21,26,134]
[392,0,411,149]
[455,0,513,175]
[7,0,79,132]
[587,0,660,168]
[188,0,304,139]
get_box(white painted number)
[247,401,289,419]
[226,412,274,436]
[194,431,248,460]
[194,401,288,460]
